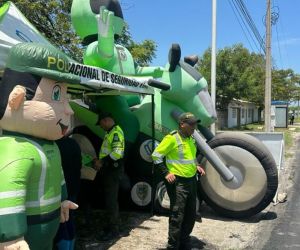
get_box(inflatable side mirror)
[168,44,181,72]
[184,55,199,67]
[148,79,170,91]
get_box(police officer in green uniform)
[94,111,125,241]
[152,112,206,250]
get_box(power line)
[228,0,256,52]
[228,0,260,52]
[275,21,283,69]
[228,0,265,54]
[273,0,290,69]
[235,0,265,53]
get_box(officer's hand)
[197,165,206,176]
[60,200,79,223]
[93,158,102,171]
[0,237,29,250]
[165,173,176,183]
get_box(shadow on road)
[198,202,278,224]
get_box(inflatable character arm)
[96,6,123,63]
[98,6,114,39]
[0,150,34,243]
[60,170,78,223]
[0,237,29,250]
[135,65,164,78]
[60,200,78,223]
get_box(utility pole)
[211,0,217,134]
[264,0,272,132]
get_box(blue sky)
[123,0,300,74]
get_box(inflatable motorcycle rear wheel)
[198,132,278,218]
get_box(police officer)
[152,112,205,250]
[94,111,125,241]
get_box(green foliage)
[199,44,265,108]
[1,1,157,65]
[1,0,84,62]
[272,69,298,102]
[116,23,157,66]
[286,72,300,102]
[198,43,299,109]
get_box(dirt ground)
[75,132,299,250]
[75,202,281,250]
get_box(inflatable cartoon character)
[0,42,80,250]
[71,0,162,77]
[71,0,164,146]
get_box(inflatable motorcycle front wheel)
[198,132,278,218]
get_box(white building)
[216,99,260,129]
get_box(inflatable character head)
[71,0,124,44]
[0,42,80,140]
[161,44,217,127]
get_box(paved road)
[262,136,300,250]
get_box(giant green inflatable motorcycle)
[69,0,278,218]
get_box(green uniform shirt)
[152,131,198,178]
[99,125,124,161]
[0,135,66,242]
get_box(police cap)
[95,111,113,125]
[178,112,201,125]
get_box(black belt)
[27,208,60,225]
[175,175,196,182]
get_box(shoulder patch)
[113,133,120,142]
[170,130,178,135]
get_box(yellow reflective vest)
[152,131,198,178]
[99,125,124,161]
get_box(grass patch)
[222,122,264,131]
[285,152,293,158]
[283,131,293,150]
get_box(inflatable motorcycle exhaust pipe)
[193,130,242,189]
[171,110,278,218]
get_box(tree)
[0,1,157,65]
[283,72,300,106]
[116,23,157,66]
[239,52,265,106]
[271,69,298,102]
[0,0,84,62]
[198,44,265,109]
[198,44,300,109]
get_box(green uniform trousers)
[165,175,197,249]
[101,164,123,233]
